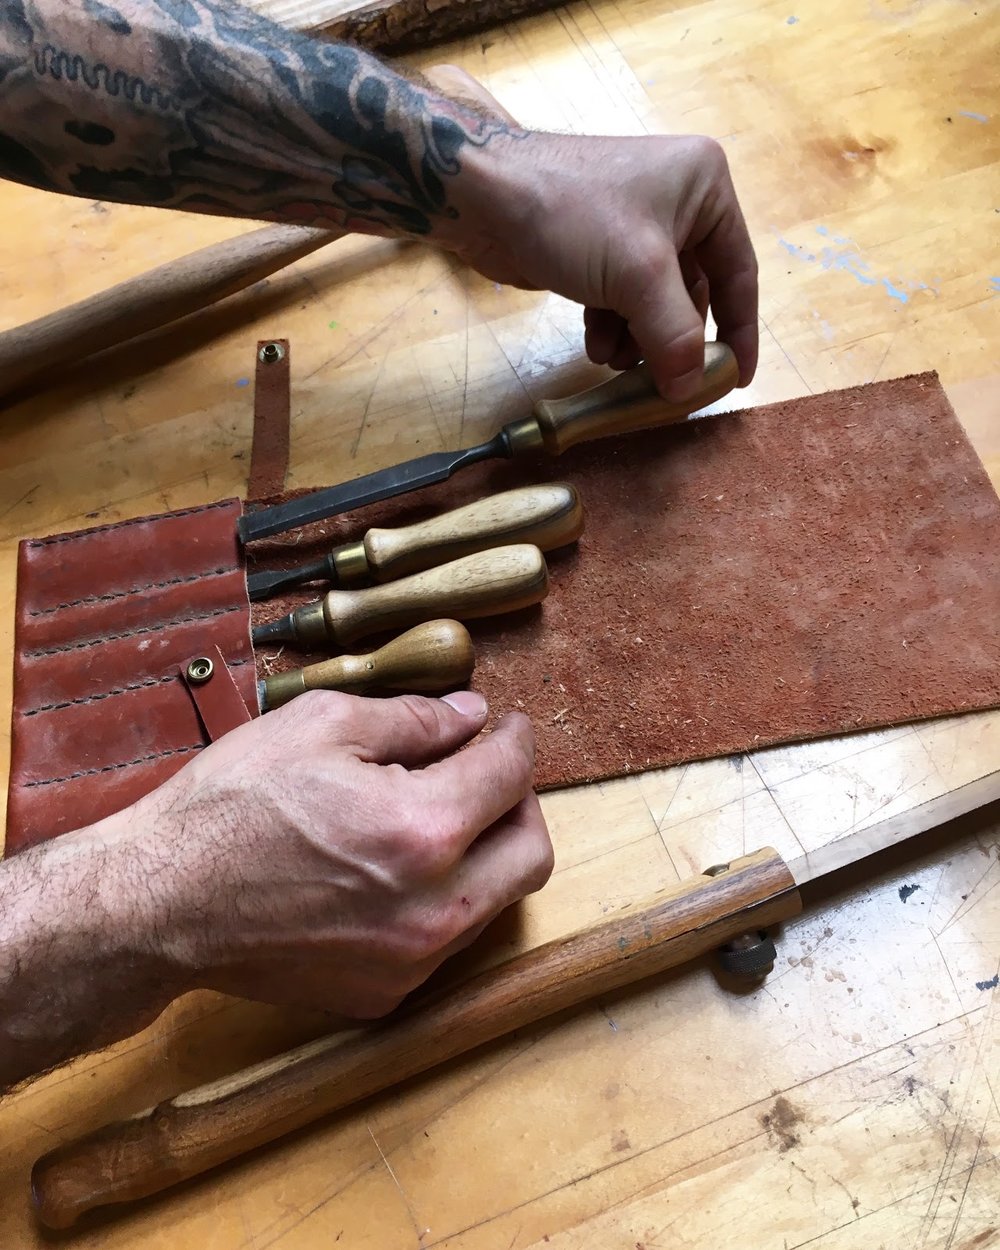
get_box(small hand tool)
[247,482,583,600]
[252,544,548,649]
[31,764,1000,1228]
[258,619,475,709]
[237,343,738,543]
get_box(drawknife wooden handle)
[0,223,339,400]
[31,849,800,1229]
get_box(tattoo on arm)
[0,0,521,236]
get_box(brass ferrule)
[293,600,329,648]
[503,417,545,456]
[331,540,370,587]
[261,670,307,710]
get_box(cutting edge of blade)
[787,765,1000,887]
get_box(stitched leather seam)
[22,744,203,788]
[25,606,246,656]
[20,658,253,716]
[27,566,238,616]
[26,499,235,548]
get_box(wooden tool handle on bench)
[0,223,339,401]
[31,849,800,1229]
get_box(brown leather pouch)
[2,340,293,856]
[5,498,257,853]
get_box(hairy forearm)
[0,816,181,1094]
[0,0,522,239]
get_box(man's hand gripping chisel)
[252,544,549,649]
[247,483,584,601]
[237,343,738,544]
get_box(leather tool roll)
[5,498,257,853]
[4,337,290,856]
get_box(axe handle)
[31,848,800,1229]
[0,223,340,402]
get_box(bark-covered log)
[250,0,565,53]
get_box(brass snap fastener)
[186,656,215,685]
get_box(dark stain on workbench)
[761,1096,804,1152]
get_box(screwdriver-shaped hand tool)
[238,343,738,543]
[252,544,548,650]
[247,483,584,601]
[259,620,475,710]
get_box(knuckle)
[688,134,728,174]
[394,693,446,740]
[396,804,462,877]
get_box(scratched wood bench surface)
[0,0,998,1245]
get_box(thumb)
[311,689,489,768]
[625,248,709,403]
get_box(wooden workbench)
[1,0,998,1244]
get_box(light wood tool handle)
[293,543,548,648]
[0,223,338,400]
[334,483,584,586]
[31,849,800,1229]
[527,342,739,456]
[261,619,475,708]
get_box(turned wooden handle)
[528,342,739,456]
[0,223,339,400]
[31,849,800,1229]
[294,544,548,648]
[260,619,475,708]
[333,483,584,586]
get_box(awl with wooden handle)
[247,482,583,600]
[252,544,548,648]
[29,765,1000,1229]
[258,619,475,709]
[238,343,738,543]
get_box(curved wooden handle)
[261,619,475,708]
[30,849,800,1229]
[304,544,548,648]
[341,483,583,585]
[0,223,338,400]
[530,342,739,455]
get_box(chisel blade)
[237,435,508,544]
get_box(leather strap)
[247,338,291,500]
[181,645,256,741]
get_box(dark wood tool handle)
[530,342,739,456]
[31,849,800,1229]
[0,223,338,400]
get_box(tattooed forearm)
[0,0,523,237]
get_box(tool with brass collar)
[252,544,549,650]
[259,620,475,709]
[238,343,738,543]
[247,482,583,600]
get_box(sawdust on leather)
[248,372,1000,791]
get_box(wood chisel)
[237,343,738,543]
[258,620,475,709]
[30,765,1000,1228]
[247,482,583,600]
[252,544,548,649]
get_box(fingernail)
[441,690,487,717]
[664,367,703,404]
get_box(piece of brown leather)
[246,338,291,500]
[182,645,255,741]
[5,499,257,854]
[247,371,1000,791]
[7,371,1000,854]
